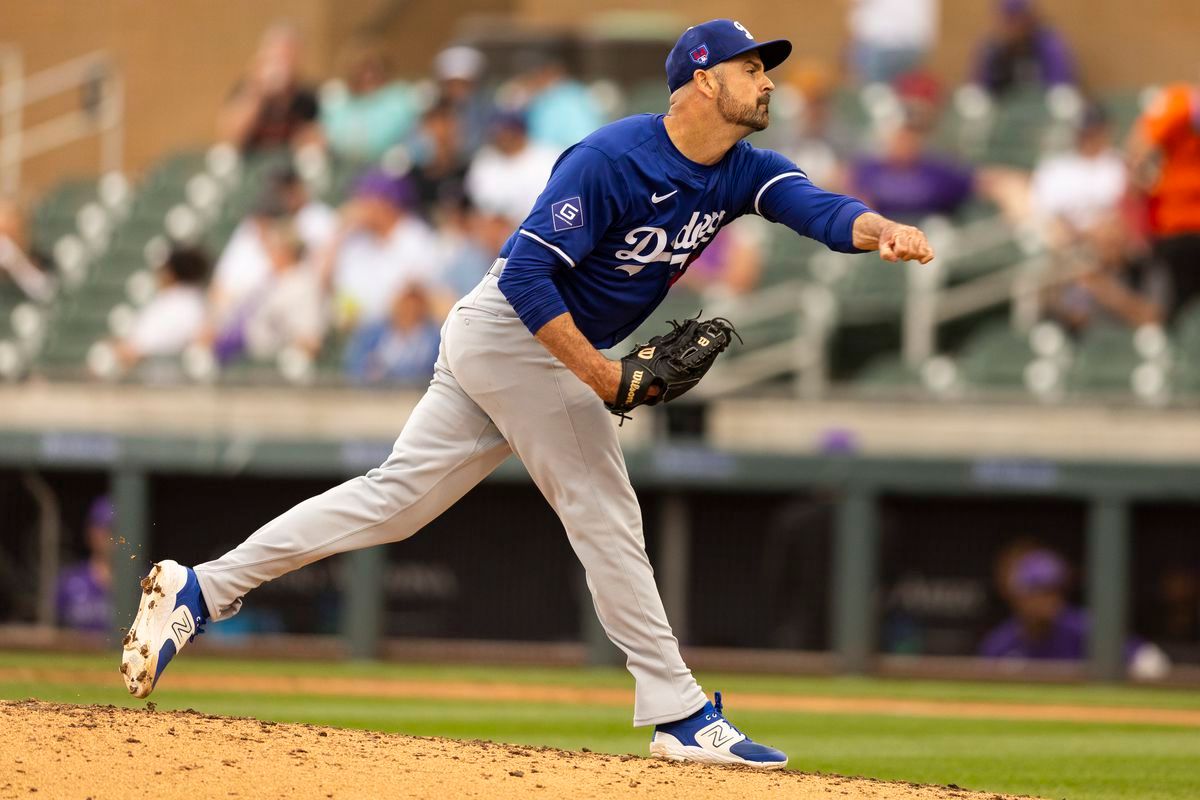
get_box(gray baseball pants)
[194,262,707,726]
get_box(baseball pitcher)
[121,19,934,769]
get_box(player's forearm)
[535,313,620,404]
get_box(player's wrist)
[851,212,889,250]
[592,358,622,404]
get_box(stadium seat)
[852,354,922,392]
[956,321,1033,389]
[833,256,907,316]
[1067,325,1140,395]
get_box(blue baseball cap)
[665,19,792,93]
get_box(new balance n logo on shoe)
[697,719,742,750]
[168,604,195,649]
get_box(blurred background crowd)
[2,0,1198,396]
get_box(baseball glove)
[606,315,740,420]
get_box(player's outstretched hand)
[878,223,935,264]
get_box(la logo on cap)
[689,43,709,65]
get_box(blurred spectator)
[217,23,321,153]
[214,220,325,363]
[321,41,420,163]
[410,98,471,215]
[845,0,940,85]
[433,45,493,159]
[980,549,1087,659]
[345,284,441,385]
[1034,106,1163,331]
[782,61,855,190]
[209,168,334,332]
[55,496,114,632]
[0,197,54,303]
[510,55,605,152]
[1150,565,1200,647]
[677,222,766,300]
[892,70,945,130]
[318,169,445,330]
[980,548,1170,677]
[1032,106,1127,235]
[1044,255,1164,333]
[465,111,557,224]
[1128,82,1200,320]
[432,197,495,299]
[971,0,1077,97]
[850,119,976,222]
[112,247,210,370]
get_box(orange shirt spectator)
[1130,84,1200,318]
[1136,84,1200,236]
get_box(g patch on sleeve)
[551,196,584,231]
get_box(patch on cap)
[689,43,710,66]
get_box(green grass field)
[4,650,1198,800]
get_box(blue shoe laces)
[711,691,746,738]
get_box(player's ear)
[694,67,719,99]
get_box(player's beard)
[715,78,770,132]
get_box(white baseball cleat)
[650,691,788,769]
[119,559,208,698]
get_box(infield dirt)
[0,700,1036,800]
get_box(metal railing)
[0,47,124,196]
[699,213,1040,399]
[695,277,835,399]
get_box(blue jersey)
[497,114,871,349]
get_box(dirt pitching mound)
[0,700,1031,800]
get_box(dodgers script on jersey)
[496,113,872,348]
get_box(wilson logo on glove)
[624,369,645,406]
[606,314,741,423]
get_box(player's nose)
[761,76,775,93]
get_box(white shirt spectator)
[212,202,336,313]
[1031,149,1127,230]
[465,143,558,223]
[848,0,939,51]
[244,269,326,359]
[128,285,207,357]
[334,216,439,324]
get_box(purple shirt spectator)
[980,607,1144,662]
[851,154,975,222]
[55,563,112,633]
[973,0,1077,96]
[980,549,1144,663]
[980,606,1088,659]
[56,495,115,633]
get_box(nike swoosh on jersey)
[651,190,679,204]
